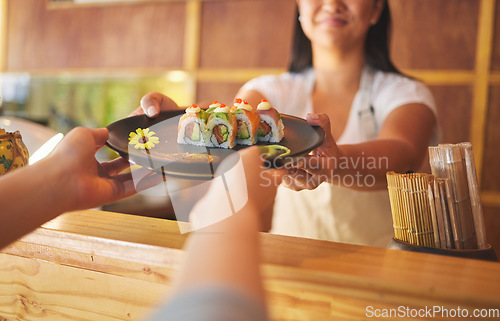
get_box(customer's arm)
[174,147,283,303]
[147,147,284,321]
[0,127,138,249]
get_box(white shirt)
[241,66,437,247]
[148,286,268,321]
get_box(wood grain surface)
[390,0,479,70]
[1,210,499,320]
[6,0,186,70]
[493,1,500,71]
[198,0,295,69]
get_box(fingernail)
[147,106,157,117]
[308,113,319,120]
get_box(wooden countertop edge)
[2,209,500,307]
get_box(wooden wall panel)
[196,81,245,107]
[483,206,500,257]
[492,0,500,71]
[390,0,478,70]
[481,85,500,191]
[428,85,473,144]
[6,0,186,70]
[199,0,295,69]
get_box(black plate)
[106,111,324,179]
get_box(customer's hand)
[282,113,342,191]
[48,127,149,212]
[190,147,286,230]
[233,147,287,212]
[129,92,180,117]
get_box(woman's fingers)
[140,92,180,118]
[282,169,323,191]
[128,93,181,117]
[296,155,336,177]
[140,92,162,117]
[281,114,340,192]
[281,153,336,191]
[307,113,333,140]
[306,113,338,157]
[128,108,143,117]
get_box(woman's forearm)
[331,139,426,191]
[288,104,436,192]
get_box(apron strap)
[357,66,377,140]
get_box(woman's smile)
[316,16,348,28]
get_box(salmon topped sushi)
[205,104,237,148]
[231,100,260,145]
[206,100,222,113]
[177,99,285,149]
[256,99,284,143]
[177,104,209,146]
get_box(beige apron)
[270,66,394,248]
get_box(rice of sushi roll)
[256,99,284,143]
[205,104,237,148]
[177,104,210,146]
[231,100,260,146]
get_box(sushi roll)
[206,100,222,113]
[205,104,237,148]
[231,100,260,146]
[233,98,243,109]
[256,99,284,143]
[177,104,209,146]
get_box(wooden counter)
[1,210,499,320]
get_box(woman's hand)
[282,113,342,191]
[48,127,149,212]
[283,105,437,192]
[129,92,180,117]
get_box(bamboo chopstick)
[460,143,488,249]
[387,172,434,247]
[387,142,487,250]
[432,179,447,248]
[428,143,485,250]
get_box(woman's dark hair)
[288,1,402,75]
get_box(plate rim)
[105,111,325,178]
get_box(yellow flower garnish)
[129,128,160,150]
